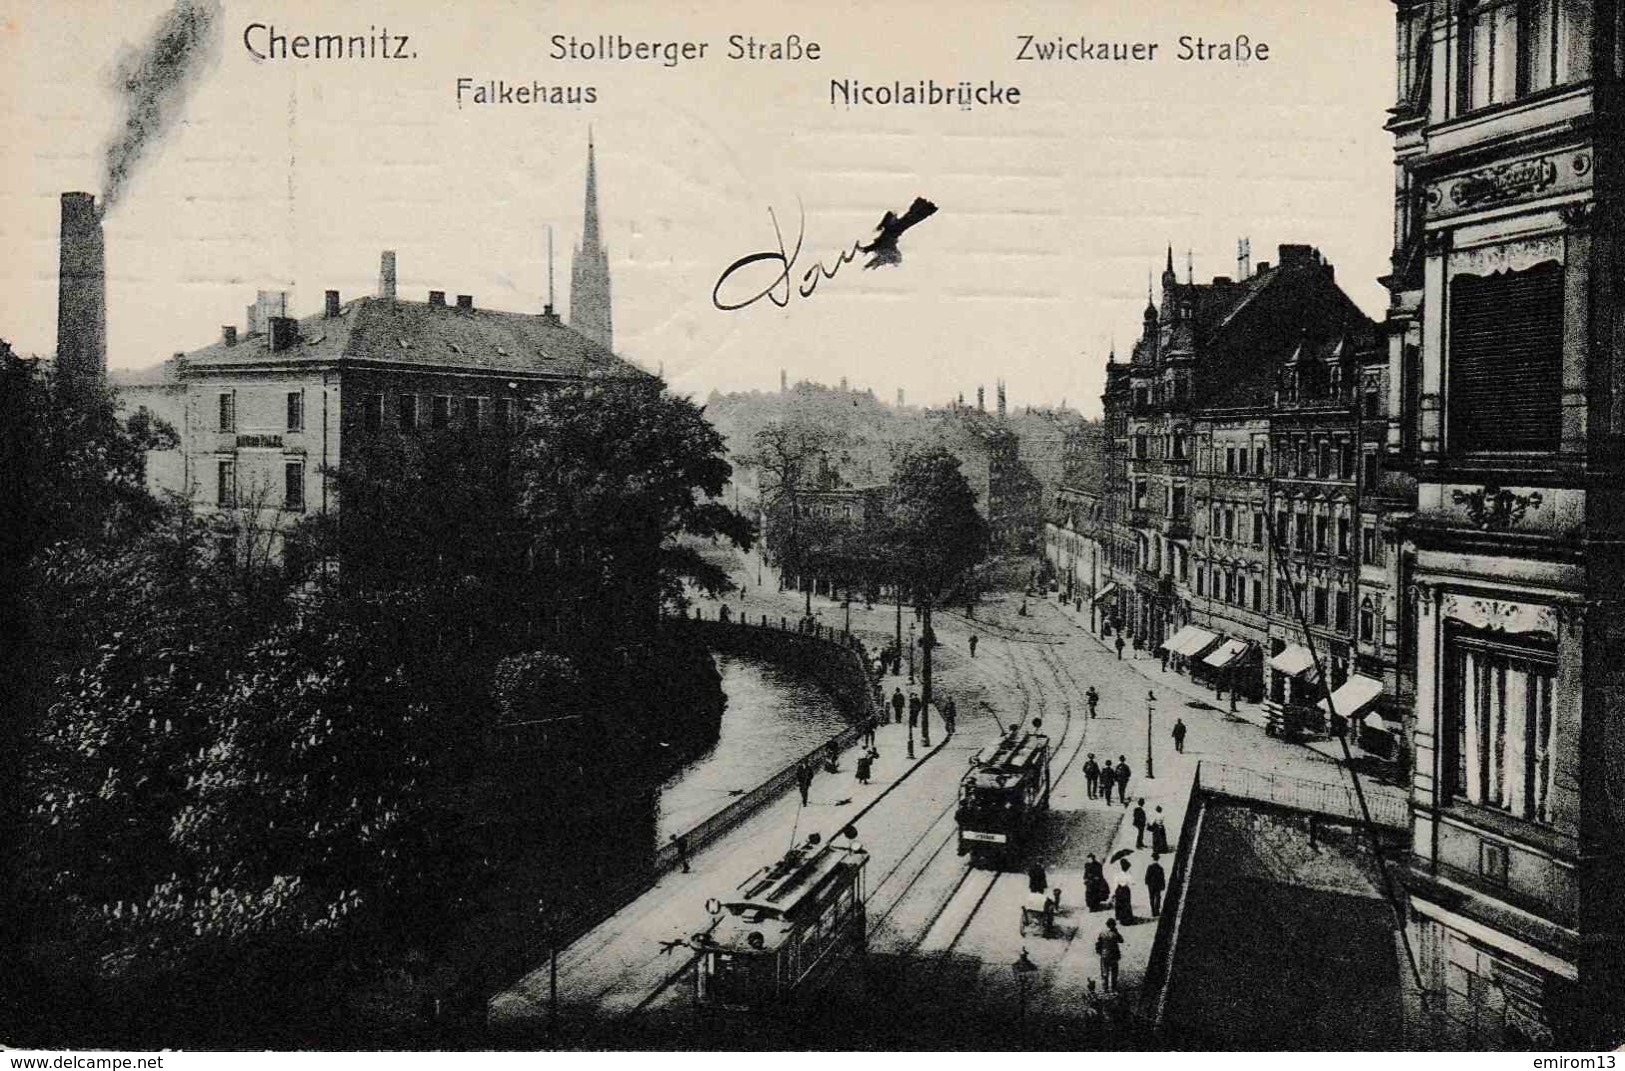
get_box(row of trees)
[1,346,752,1044]
[745,416,989,713]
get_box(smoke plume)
[100,0,223,213]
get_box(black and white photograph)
[1,0,1621,1057]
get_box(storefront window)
[1446,634,1557,824]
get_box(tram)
[955,720,1052,864]
[693,832,868,1011]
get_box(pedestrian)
[943,696,957,736]
[1095,919,1124,992]
[1115,634,1125,660]
[1151,807,1170,854]
[1085,851,1111,916]
[1116,756,1132,807]
[1172,717,1187,753]
[1145,852,1166,917]
[969,633,979,658]
[1083,753,1100,799]
[1132,799,1147,849]
[908,692,921,728]
[1086,686,1099,718]
[797,761,813,805]
[863,716,876,749]
[891,687,905,724]
[1113,858,1135,925]
[1230,685,1240,715]
[1027,862,1049,895]
[671,833,690,874]
[841,824,865,855]
[855,750,873,785]
[1160,645,1169,672]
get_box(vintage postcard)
[1,0,1619,1058]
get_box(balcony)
[1162,517,1191,541]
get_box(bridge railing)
[1194,760,1409,830]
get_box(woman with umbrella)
[1112,853,1136,925]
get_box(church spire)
[1161,243,1178,290]
[570,131,613,351]
[582,130,601,249]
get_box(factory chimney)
[379,250,397,300]
[57,192,106,392]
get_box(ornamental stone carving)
[1442,594,1556,636]
[1450,483,1544,531]
[1449,156,1558,209]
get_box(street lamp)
[1145,689,1157,780]
[908,622,916,684]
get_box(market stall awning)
[1203,638,1250,669]
[1091,583,1118,604]
[1318,674,1384,719]
[1159,624,1201,653]
[1268,643,1317,677]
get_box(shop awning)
[1268,644,1316,677]
[1164,626,1219,657]
[1203,638,1250,669]
[1091,583,1117,604]
[1318,674,1384,719]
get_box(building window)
[1173,431,1187,460]
[1338,518,1351,557]
[1364,451,1379,489]
[1362,526,1379,565]
[1339,441,1354,479]
[1135,433,1148,460]
[1255,443,1266,473]
[1317,441,1331,478]
[431,395,451,429]
[1236,575,1247,607]
[218,392,235,433]
[1171,485,1187,518]
[1134,481,1147,510]
[363,393,383,435]
[1252,513,1265,547]
[1296,440,1308,476]
[1196,567,1205,596]
[1446,634,1557,824]
[1276,582,1291,614]
[284,460,305,512]
[1224,509,1235,541]
[1295,514,1309,552]
[465,396,487,429]
[1459,0,1591,115]
[216,459,235,508]
[1316,515,1330,554]
[1313,587,1329,627]
[1335,590,1350,632]
[1226,446,1236,474]
[286,391,304,432]
[1237,447,1248,476]
[1360,597,1376,642]
[399,394,419,431]
[1364,389,1380,420]
[1447,261,1564,454]
[1251,578,1263,612]
[495,396,514,428]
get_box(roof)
[159,296,647,382]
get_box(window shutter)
[1448,261,1563,452]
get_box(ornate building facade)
[1385,0,1624,1048]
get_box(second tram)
[954,722,1052,864]
[694,832,868,1011]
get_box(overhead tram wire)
[1262,494,1427,1004]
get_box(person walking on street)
[1132,799,1147,849]
[1151,807,1171,854]
[671,834,691,874]
[891,687,905,724]
[1096,919,1124,992]
[1083,754,1100,799]
[908,692,921,728]
[1115,756,1132,808]
[1160,645,1169,672]
[796,762,814,805]
[863,716,876,749]
[1172,717,1187,754]
[943,696,957,736]
[1145,853,1166,917]
[855,749,873,786]
[1084,854,1108,911]
[969,633,978,658]
[1086,686,1099,718]
[1112,859,1135,925]
[1115,634,1125,660]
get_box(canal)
[655,651,849,842]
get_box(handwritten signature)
[712,197,937,312]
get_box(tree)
[882,447,989,723]
[745,417,842,614]
[517,378,754,647]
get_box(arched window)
[1360,596,1376,642]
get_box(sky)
[0,0,1396,419]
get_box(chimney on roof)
[456,294,474,311]
[56,192,106,393]
[222,325,237,346]
[977,386,985,412]
[379,250,397,300]
[428,290,446,307]
[780,369,788,393]
[1237,237,1251,280]
[1211,276,1232,285]
[1256,261,1270,276]
[324,289,341,318]
[997,381,1007,420]
[897,388,905,408]
[247,290,287,337]
[1278,244,1315,270]
[268,315,298,352]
